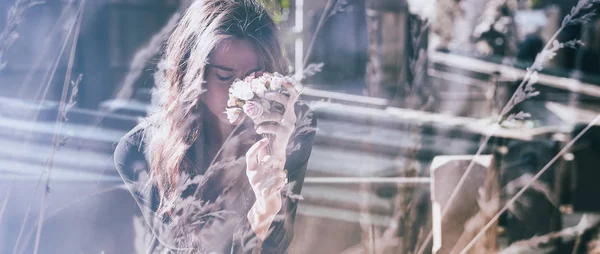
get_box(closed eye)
[216,74,234,82]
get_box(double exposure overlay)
[0,0,600,253]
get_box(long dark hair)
[144,0,288,216]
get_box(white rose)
[251,78,267,97]
[260,72,273,81]
[228,79,241,95]
[269,77,283,91]
[225,107,242,124]
[227,97,238,107]
[242,100,264,119]
[230,81,254,101]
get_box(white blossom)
[242,100,264,119]
[227,97,238,107]
[269,77,284,91]
[229,80,254,101]
[224,107,242,124]
[251,78,267,97]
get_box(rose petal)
[251,79,267,97]
[230,81,254,100]
[225,107,242,124]
[243,100,264,119]
[227,97,238,107]
[270,77,283,91]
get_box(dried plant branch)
[416,1,600,252]
[120,171,197,253]
[460,114,600,253]
[500,215,600,254]
[11,1,84,252]
[351,14,432,254]
[302,0,352,69]
[563,39,585,49]
[378,117,426,253]
[376,14,431,254]
[327,0,352,19]
[62,73,82,122]
[16,0,77,97]
[56,72,82,150]
[0,0,44,71]
[31,4,78,104]
[561,0,600,27]
[501,226,578,254]
[0,188,10,226]
[501,0,599,120]
[300,62,324,81]
[302,0,335,69]
[32,1,84,252]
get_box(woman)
[113,1,317,253]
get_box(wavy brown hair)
[143,0,288,216]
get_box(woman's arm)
[243,103,317,253]
[113,126,173,251]
[113,126,159,214]
[260,155,312,252]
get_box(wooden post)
[365,0,408,100]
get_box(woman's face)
[204,38,263,124]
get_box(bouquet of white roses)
[224,72,299,125]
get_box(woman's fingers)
[263,92,289,108]
[247,150,287,194]
[273,170,287,191]
[255,122,292,137]
[251,112,282,126]
[282,82,299,102]
[246,137,269,170]
[280,109,296,129]
[257,170,287,197]
[251,105,294,131]
[249,169,267,190]
[281,83,299,126]
[254,120,292,159]
[265,83,298,118]
[250,82,299,134]
[260,154,285,172]
[271,172,287,196]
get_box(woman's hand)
[245,137,287,240]
[245,80,299,198]
[246,138,288,200]
[251,81,299,159]
[244,81,299,239]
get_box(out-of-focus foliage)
[260,0,289,23]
